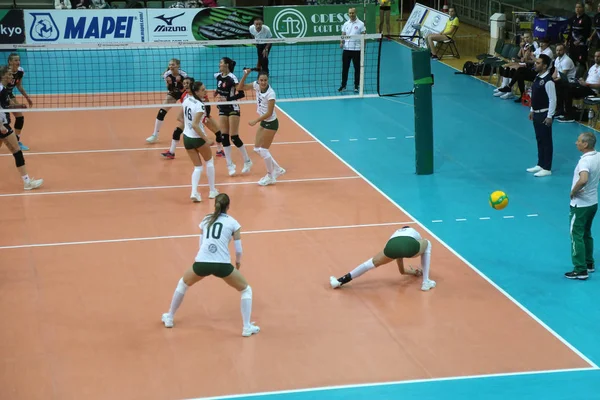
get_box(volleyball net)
[0,34,390,113]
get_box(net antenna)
[0,34,383,113]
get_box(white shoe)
[258,174,276,186]
[242,160,253,174]
[190,193,202,202]
[329,276,341,289]
[500,92,515,100]
[209,189,219,199]
[421,279,436,291]
[162,313,174,328]
[242,323,260,337]
[526,165,542,173]
[274,167,286,178]
[24,178,43,190]
[494,87,500,93]
[534,169,552,177]
[493,91,505,97]
[227,163,237,177]
[146,134,159,144]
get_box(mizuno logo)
[154,12,184,26]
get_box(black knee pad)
[172,127,183,141]
[221,133,231,147]
[157,108,168,121]
[13,150,25,167]
[215,131,223,143]
[14,116,24,130]
[231,135,244,147]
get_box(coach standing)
[249,17,272,73]
[566,132,600,280]
[339,8,366,93]
[526,54,556,178]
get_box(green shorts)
[260,118,279,131]
[383,236,421,259]
[192,262,235,278]
[183,135,206,150]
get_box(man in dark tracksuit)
[526,54,556,178]
[566,2,592,69]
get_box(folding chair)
[437,27,460,60]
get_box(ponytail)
[189,81,205,101]
[204,193,230,229]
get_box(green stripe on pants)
[570,204,598,273]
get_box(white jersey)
[181,96,206,139]
[195,213,241,263]
[389,226,422,241]
[253,81,277,122]
[249,24,272,40]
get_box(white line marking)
[0,140,317,157]
[330,139,340,142]
[275,105,599,369]
[503,216,515,219]
[479,217,490,220]
[386,136,396,139]
[456,218,467,222]
[405,135,415,139]
[349,138,358,141]
[0,176,360,198]
[182,367,595,400]
[527,214,539,217]
[0,221,415,250]
[367,137,377,140]
[431,220,443,223]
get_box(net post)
[411,48,434,175]
[359,34,366,96]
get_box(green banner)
[264,5,377,38]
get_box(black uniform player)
[7,53,32,151]
[147,58,188,144]
[214,57,252,177]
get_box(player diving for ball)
[329,225,436,291]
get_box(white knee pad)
[176,278,188,294]
[255,147,270,159]
[206,158,214,167]
[253,147,262,155]
[241,285,252,300]
[425,240,431,255]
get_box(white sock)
[237,144,251,163]
[256,147,274,176]
[168,278,188,317]
[240,285,253,328]
[271,156,281,170]
[421,240,431,281]
[206,158,216,191]
[192,166,203,195]
[169,139,177,154]
[21,174,30,184]
[502,77,510,87]
[349,258,376,279]
[154,119,164,136]
[223,145,233,166]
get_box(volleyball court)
[0,35,594,400]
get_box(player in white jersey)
[237,68,286,186]
[181,81,219,202]
[162,193,260,337]
[147,58,188,144]
[0,66,43,190]
[329,226,436,291]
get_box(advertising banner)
[147,7,263,42]
[0,10,25,45]
[399,3,449,48]
[24,9,147,44]
[263,4,376,39]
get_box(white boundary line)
[0,176,360,198]
[0,221,413,250]
[274,105,600,370]
[183,367,595,400]
[0,140,317,157]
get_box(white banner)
[400,3,449,48]
[146,9,201,42]
[24,9,147,44]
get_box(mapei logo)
[29,12,136,42]
[154,12,186,33]
[29,13,59,41]
[273,9,307,38]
